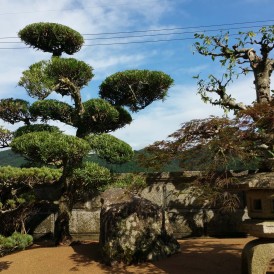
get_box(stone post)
[240,172,274,274]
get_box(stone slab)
[241,219,274,238]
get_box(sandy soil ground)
[0,237,265,274]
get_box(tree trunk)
[253,62,272,103]
[54,193,73,245]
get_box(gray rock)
[99,188,180,265]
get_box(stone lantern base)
[241,219,274,273]
[241,219,274,238]
[242,238,274,274]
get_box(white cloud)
[85,53,147,82]
[0,1,176,84]
[111,84,221,149]
[0,0,177,88]
[112,77,257,150]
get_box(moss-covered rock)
[99,188,180,265]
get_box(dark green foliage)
[3,22,174,244]
[45,57,94,96]
[82,99,119,124]
[19,58,94,99]
[18,61,54,99]
[77,99,127,136]
[0,166,61,185]
[30,100,75,124]
[0,127,13,148]
[86,133,134,164]
[11,132,90,166]
[112,106,133,129]
[99,70,174,112]
[0,166,60,239]
[0,232,33,257]
[72,162,111,195]
[0,98,34,125]
[0,165,61,211]
[19,22,84,56]
[111,173,146,192]
[14,124,61,138]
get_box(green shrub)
[72,162,111,194]
[111,173,146,192]
[0,232,33,257]
[86,133,134,164]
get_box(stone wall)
[33,172,250,240]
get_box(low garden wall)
[33,171,250,240]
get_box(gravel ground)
[0,237,257,274]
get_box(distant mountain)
[0,148,259,172]
[84,150,182,173]
[0,149,26,167]
[0,149,182,172]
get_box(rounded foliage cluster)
[106,106,132,132]
[30,100,75,124]
[14,124,61,138]
[0,126,13,147]
[77,99,122,136]
[0,98,33,124]
[111,173,146,192]
[19,58,93,99]
[18,22,84,56]
[86,133,134,164]
[99,70,174,112]
[18,61,55,99]
[72,162,111,194]
[0,166,62,185]
[46,58,94,96]
[11,132,90,166]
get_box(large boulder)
[99,188,180,265]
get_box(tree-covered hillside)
[0,150,26,167]
[0,148,259,172]
[0,149,182,172]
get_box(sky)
[0,0,274,150]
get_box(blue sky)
[0,0,273,149]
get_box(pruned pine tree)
[0,22,174,244]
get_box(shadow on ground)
[70,242,101,269]
[153,239,244,274]
[70,242,166,274]
[0,261,12,272]
[69,238,247,274]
